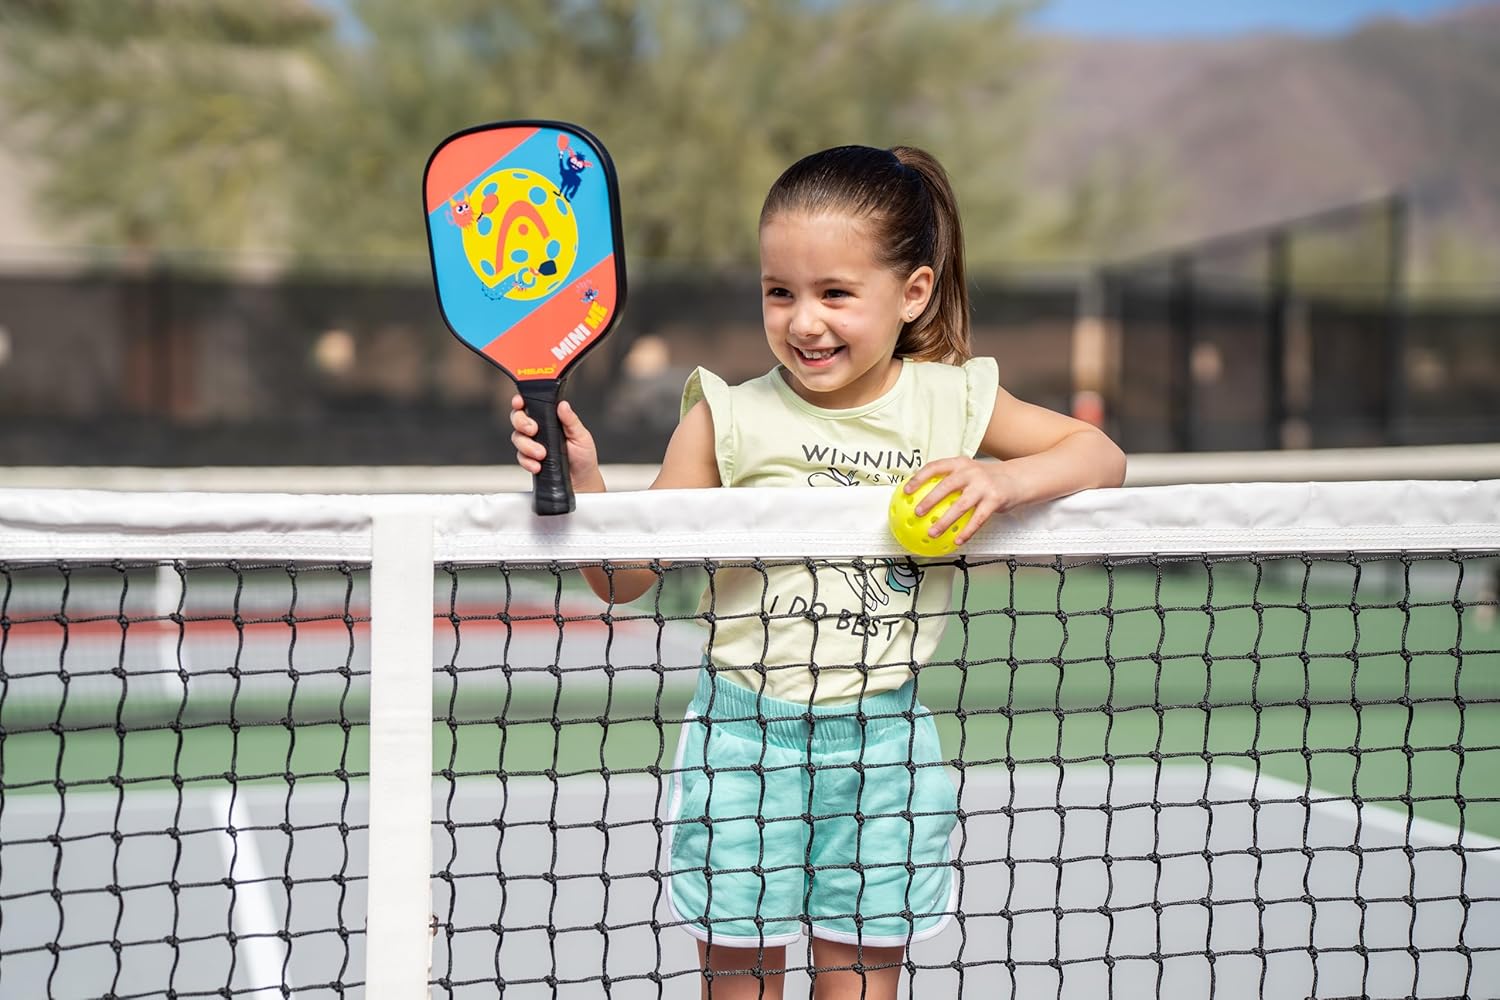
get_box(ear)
[901,265,936,321]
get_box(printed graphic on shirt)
[764,558,926,645]
[786,441,928,638]
[801,444,922,487]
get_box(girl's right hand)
[509,394,607,493]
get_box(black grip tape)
[518,381,575,515]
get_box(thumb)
[556,400,593,442]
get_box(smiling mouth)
[795,346,844,364]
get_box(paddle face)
[423,120,626,514]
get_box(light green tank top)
[681,358,999,704]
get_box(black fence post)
[1383,193,1408,445]
[1168,254,1195,451]
[1267,229,1289,449]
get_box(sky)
[1027,0,1480,37]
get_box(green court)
[6,557,1497,836]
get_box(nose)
[787,300,822,339]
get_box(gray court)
[3,768,1496,999]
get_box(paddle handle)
[518,381,575,515]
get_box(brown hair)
[758,144,970,363]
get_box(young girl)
[511,145,1126,999]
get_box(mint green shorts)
[665,669,958,948]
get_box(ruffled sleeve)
[959,356,1000,457]
[680,367,737,486]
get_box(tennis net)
[0,481,1496,999]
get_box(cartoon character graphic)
[451,168,579,302]
[557,139,593,200]
[883,560,920,595]
[825,559,924,615]
[447,197,475,228]
[493,259,560,298]
[801,459,923,622]
[827,561,892,613]
[446,190,501,229]
[808,467,860,488]
[581,283,599,304]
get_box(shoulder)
[678,366,789,486]
[902,358,1000,457]
[680,366,784,417]
[655,397,721,488]
[903,356,997,386]
[904,357,999,407]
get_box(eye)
[764,286,791,299]
[823,288,849,300]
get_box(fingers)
[902,459,957,494]
[906,460,966,517]
[511,427,546,472]
[949,495,1003,545]
[904,458,1013,541]
[928,492,978,536]
[510,394,547,471]
[511,395,600,479]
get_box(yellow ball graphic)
[459,168,579,301]
[888,475,971,557]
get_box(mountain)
[1027,1,1500,279]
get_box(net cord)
[365,510,436,999]
[0,481,1496,562]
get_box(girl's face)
[759,211,933,410]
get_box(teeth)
[801,348,837,360]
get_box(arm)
[904,384,1126,546]
[511,395,721,603]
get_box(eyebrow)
[760,274,865,287]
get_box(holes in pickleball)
[529,186,548,206]
[510,249,530,264]
[476,217,493,236]
[546,240,561,258]
[479,260,495,277]
[556,199,570,216]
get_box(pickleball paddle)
[423,120,626,514]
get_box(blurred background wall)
[0,0,1495,468]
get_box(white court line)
[1218,767,1500,852]
[0,781,362,816]
[212,789,294,999]
[14,765,1493,848]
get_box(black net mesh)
[0,560,368,999]
[426,551,1500,999]
[3,549,1497,998]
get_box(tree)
[2,0,1126,269]
[290,0,1043,270]
[0,0,332,256]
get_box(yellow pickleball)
[888,475,971,557]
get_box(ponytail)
[889,146,970,364]
[760,144,971,364]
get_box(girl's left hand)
[903,457,1017,546]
